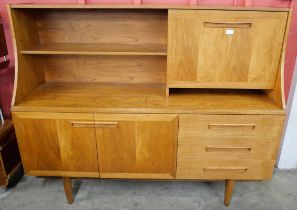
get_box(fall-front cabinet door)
[12,112,99,177]
[167,10,288,89]
[95,114,178,179]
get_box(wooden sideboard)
[8,4,291,206]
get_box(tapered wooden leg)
[224,180,235,207]
[63,177,74,204]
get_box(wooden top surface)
[9,4,290,12]
[12,82,285,115]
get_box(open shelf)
[13,82,284,114]
[21,43,167,56]
[17,9,168,56]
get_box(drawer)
[178,137,279,160]
[179,115,285,139]
[177,159,275,180]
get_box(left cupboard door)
[12,112,99,178]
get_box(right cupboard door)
[167,10,288,89]
[94,114,178,179]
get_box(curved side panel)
[7,6,45,106]
[266,10,292,110]
[7,6,19,106]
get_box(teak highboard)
[8,4,291,206]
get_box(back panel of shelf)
[42,54,166,84]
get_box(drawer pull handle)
[205,146,252,152]
[203,167,248,173]
[204,22,252,29]
[208,124,256,130]
[71,121,118,128]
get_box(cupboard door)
[95,114,178,179]
[168,10,288,89]
[12,112,99,177]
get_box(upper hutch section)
[8,5,291,113]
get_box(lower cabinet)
[12,112,178,179]
[12,112,99,177]
[12,112,285,181]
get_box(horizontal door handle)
[208,124,256,130]
[204,22,252,28]
[71,121,94,128]
[71,121,118,128]
[205,146,252,152]
[203,167,248,173]
[94,121,118,128]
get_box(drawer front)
[179,115,285,139]
[168,10,288,89]
[178,137,279,160]
[177,159,275,180]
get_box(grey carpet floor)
[0,170,297,210]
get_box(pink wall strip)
[77,0,86,4]
[285,0,297,99]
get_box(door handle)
[71,121,94,128]
[208,124,256,130]
[71,121,118,128]
[204,22,252,28]
[205,146,252,152]
[94,122,118,128]
[203,167,248,173]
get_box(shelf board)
[12,82,285,115]
[21,44,167,56]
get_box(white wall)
[278,59,297,169]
